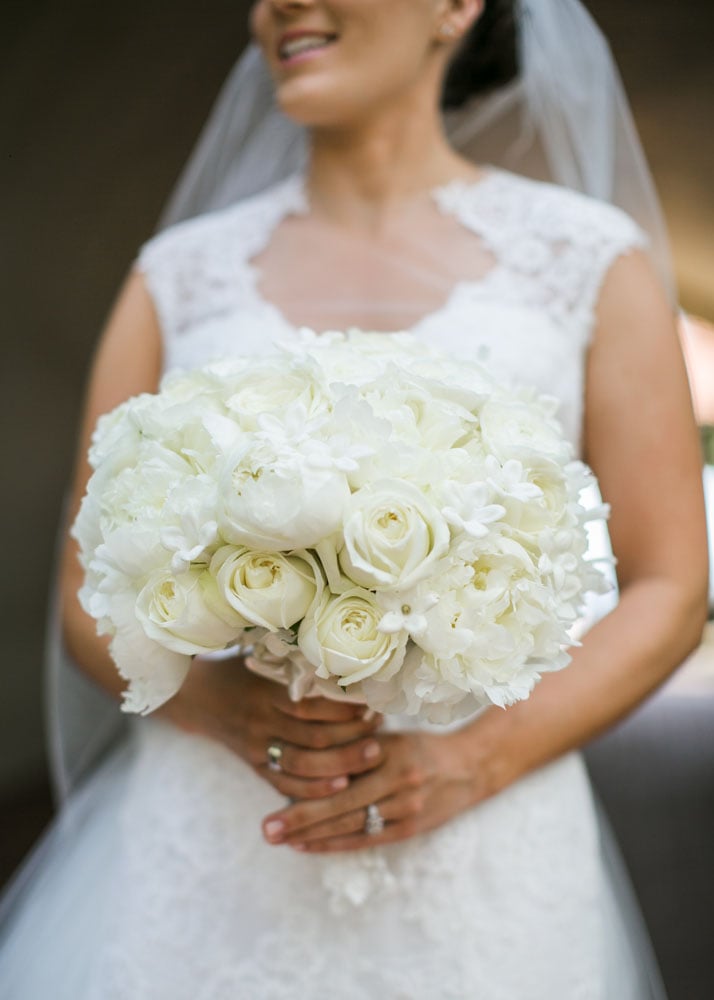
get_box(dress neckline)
[243,168,506,337]
[283,165,504,216]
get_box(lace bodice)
[138,169,647,454]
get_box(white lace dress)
[0,171,667,999]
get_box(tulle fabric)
[0,721,666,1000]
[0,741,133,999]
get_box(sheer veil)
[47,0,676,802]
[158,1,673,294]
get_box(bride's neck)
[305,103,478,231]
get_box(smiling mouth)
[278,34,338,62]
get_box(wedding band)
[364,803,385,836]
[267,742,283,773]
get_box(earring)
[440,23,457,39]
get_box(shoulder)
[470,171,652,332]
[137,174,304,274]
[488,170,649,254]
[133,175,305,338]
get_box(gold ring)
[267,742,283,772]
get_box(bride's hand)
[261,728,490,852]
[159,655,385,801]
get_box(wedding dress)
[0,169,667,999]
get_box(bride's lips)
[277,30,338,67]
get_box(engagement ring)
[364,803,385,836]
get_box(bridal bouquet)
[73,331,609,722]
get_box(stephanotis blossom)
[73,330,610,719]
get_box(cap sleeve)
[575,200,650,329]
[521,183,652,344]
[135,213,228,349]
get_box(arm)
[60,268,383,793]
[459,250,708,796]
[60,268,163,699]
[263,251,709,851]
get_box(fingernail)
[292,843,307,852]
[362,707,376,721]
[331,776,349,790]
[264,820,285,841]
[364,741,381,760]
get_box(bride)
[0,1,708,997]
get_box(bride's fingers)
[257,765,350,801]
[292,818,415,854]
[273,694,370,724]
[272,714,383,752]
[286,806,376,843]
[289,789,435,852]
[259,736,384,781]
[263,764,398,843]
[283,793,409,844]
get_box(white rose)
[339,479,450,590]
[218,436,350,550]
[298,588,408,687]
[210,545,321,630]
[135,566,247,655]
[247,632,363,704]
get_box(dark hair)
[441,0,519,110]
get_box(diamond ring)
[364,803,385,836]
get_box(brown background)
[1,0,712,987]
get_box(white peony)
[218,434,351,551]
[223,358,332,431]
[358,370,477,452]
[479,397,570,463]
[160,476,220,573]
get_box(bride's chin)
[276,85,360,130]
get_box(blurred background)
[1,0,713,995]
